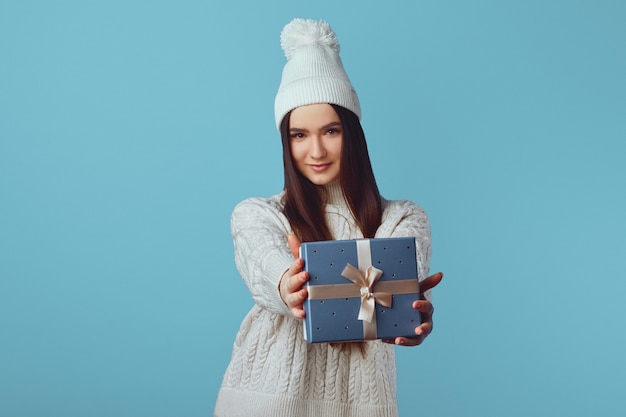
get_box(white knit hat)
[274,18,361,130]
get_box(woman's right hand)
[279,234,309,319]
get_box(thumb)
[288,233,301,259]
[419,272,443,293]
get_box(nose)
[310,136,327,159]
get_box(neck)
[324,180,346,205]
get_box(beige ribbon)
[340,263,391,323]
[307,239,419,340]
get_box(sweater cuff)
[264,251,296,316]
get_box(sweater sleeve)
[230,196,295,316]
[376,199,433,299]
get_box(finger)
[413,299,434,339]
[287,288,308,317]
[415,321,432,337]
[285,273,308,304]
[292,305,306,319]
[391,336,423,346]
[287,270,308,293]
[412,300,434,315]
[279,265,306,304]
[286,259,305,287]
[288,233,301,259]
[413,301,434,333]
[419,272,443,293]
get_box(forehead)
[289,103,340,129]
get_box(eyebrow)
[289,121,342,133]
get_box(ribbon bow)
[341,263,393,323]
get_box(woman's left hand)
[382,272,443,346]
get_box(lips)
[308,163,331,173]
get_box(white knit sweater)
[214,182,431,417]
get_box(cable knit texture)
[214,182,431,417]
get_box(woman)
[214,18,443,417]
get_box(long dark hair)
[280,104,383,242]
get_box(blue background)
[1,1,624,416]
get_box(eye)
[290,132,306,140]
[325,128,341,136]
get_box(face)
[289,103,343,185]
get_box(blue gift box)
[301,237,421,343]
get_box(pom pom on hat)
[280,18,339,59]
[274,18,361,130]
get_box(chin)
[308,175,339,186]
